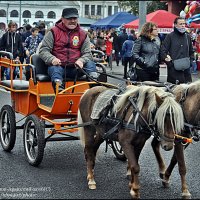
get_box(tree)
[117,0,168,15]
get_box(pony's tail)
[77,109,85,147]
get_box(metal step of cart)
[40,95,55,108]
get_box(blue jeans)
[48,60,96,82]
[5,67,19,80]
[191,61,197,73]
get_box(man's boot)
[52,79,65,94]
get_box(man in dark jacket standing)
[118,28,128,65]
[161,17,194,84]
[0,21,24,79]
[39,8,97,93]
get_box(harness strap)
[128,96,156,136]
[102,121,122,140]
[158,134,175,143]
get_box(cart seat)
[30,54,88,83]
[0,80,29,90]
[31,54,51,82]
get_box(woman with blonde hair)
[132,22,161,81]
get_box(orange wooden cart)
[0,51,112,166]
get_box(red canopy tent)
[124,10,177,33]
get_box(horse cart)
[0,50,125,166]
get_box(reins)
[75,66,194,144]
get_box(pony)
[151,80,200,199]
[78,84,185,199]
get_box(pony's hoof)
[182,191,191,199]
[130,189,140,199]
[162,179,170,188]
[160,174,170,188]
[88,184,96,190]
[126,174,131,180]
[88,180,96,190]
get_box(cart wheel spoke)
[30,146,36,159]
[5,132,10,144]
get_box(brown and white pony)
[78,85,184,199]
[151,80,200,199]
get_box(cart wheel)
[23,115,45,166]
[111,141,127,161]
[0,105,16,152]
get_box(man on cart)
[39,8,97,93]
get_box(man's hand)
[75,60,84,68]
[52,57,61,66]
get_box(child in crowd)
[24,27,42,80]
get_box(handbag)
[173,57,190,71]
[173,34,191,71]
[127,63,137,81]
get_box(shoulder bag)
[173,34,191,71]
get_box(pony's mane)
[113,85,184,135]
[187,80,200,93]
[173,80,200,96]
[154,95,184,135]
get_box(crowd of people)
[87,16,200,84]
[0,8,199,91]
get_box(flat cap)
[62,8,79,19]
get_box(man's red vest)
[51,21,87,66]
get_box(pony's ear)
[174,91,182,102]
[155,93,163,106]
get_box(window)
[22,10,31,18]
[47,11,56,19]
[91,5,95,16]
[114,6,118,13]
[85,5,89,16]
[10,10,18,18]
[35,11,44,18]
[108,6,112,16]
[0,9,6,17]
[97,5,101,16]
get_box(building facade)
[0,0,121,30]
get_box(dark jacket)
[160,28,194,62]
[160,27,194,84]
[0,31,23,59]
[118,32,128,50]
[133,35,160,70]
[112,32,120,52]
[21,31,32,43]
